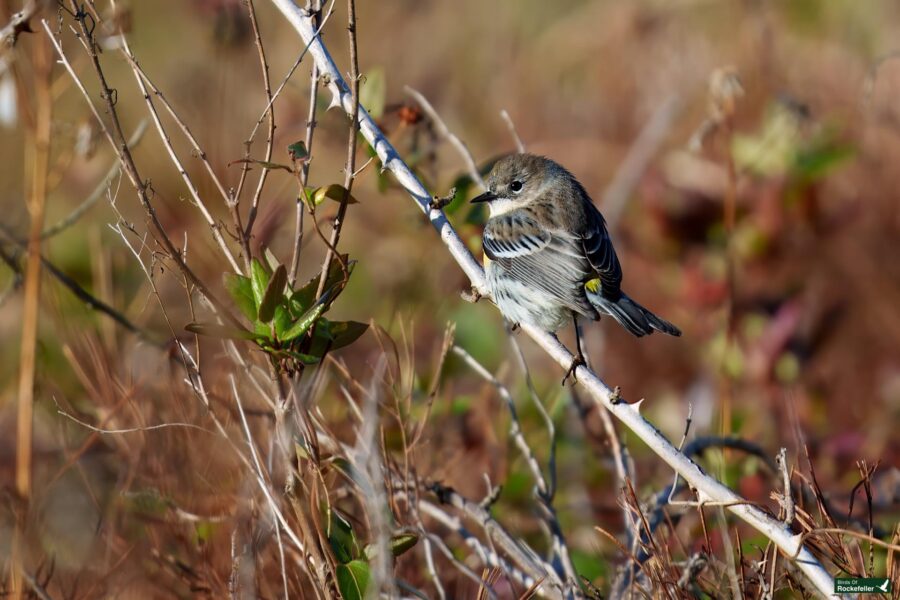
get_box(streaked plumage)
[472,154,680,340]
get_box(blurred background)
[1,0,899,596]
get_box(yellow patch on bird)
[585,278,601,294]
[482,253,492,268]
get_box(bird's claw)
[561,355,586,386]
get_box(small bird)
[471,153,681,381]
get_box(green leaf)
[292,256,353,312]
[194,521,215,544]
[269,348,321,365]
[258,264,287,323]
[223,273,256,321]
[336,560,370,600]
[254,321,272,338]
[307,318,336,357]
[389,533,418,557]
[288,140,308,161]
[185,322,261,341]
[263,246,282,273]
[359,67,386,119]
[328,509,356,564]
[327,320,368,351]
[250,258,270,308]
[274,304,292,340]
[313,184,359,206]
[280,293,330,342]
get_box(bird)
[470,153,681,382]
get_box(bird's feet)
[561,354,586,386]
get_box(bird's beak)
[470,191,497,204]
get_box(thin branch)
[56,406,213,435]
[419,481,565,596]
[290,0,324,285]
[0,223,156,342]
[416,501,543,599]
[239,0,276,260]
[313,0,359,299]
[452,345,547,495]
[406,86,486,188]
[40,120,149,240]
[777,448,796,527]
[266,4,837,595]
[115,39,242,273]
[45,16,243,329]
[499,109,525,153]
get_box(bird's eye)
[510,180,523,193]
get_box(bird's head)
[471,153,569,216]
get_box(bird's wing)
[580,205,623,299]
[484,210,595,317]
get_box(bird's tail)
[586,289,681,338]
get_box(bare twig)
[55,402,213,435]
[777,448,796,527]
[45,16,243,328]
[406,86,486,188]
[114,37,242,273]
[314,0,359,299]
[40,120,148,240]
[499,109,525,153]
[239,0,276,261]
[417,501,546,599]
[289,0,323,285]
[452,346,546,495]
[452,344,578,592]
[0,224,155,342]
